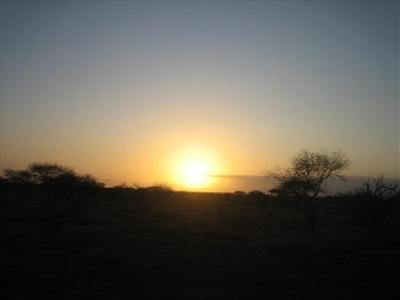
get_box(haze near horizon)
[0,0,398,191]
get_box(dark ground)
[1,186,400,300]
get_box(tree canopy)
[269,150,350,198]
[3,162,104,189]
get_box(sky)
[0,0,398,191]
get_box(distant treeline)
[1,161,400,233]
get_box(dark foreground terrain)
[1,186,400,300]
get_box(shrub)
[248,190,265,200]
[2,162,104,198]
[345,177,399,225]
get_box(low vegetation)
[1,160,399,300]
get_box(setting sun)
[181,160,210,187]
[169,150,219,190]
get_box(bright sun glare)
[182,161,209,187]
[172,153,216,190]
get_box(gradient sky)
[0,0,398,191]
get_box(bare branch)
[268,149,350,198]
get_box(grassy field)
[1,187,400,299]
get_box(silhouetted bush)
[3,169,33,184]
[248,190,265,200]
[138,184,174,199]
[344,177,399,225]
[112,183,138,190]
[232,190,247,200]
[2,162,104,200]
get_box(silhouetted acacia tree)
[269,150,350,199]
